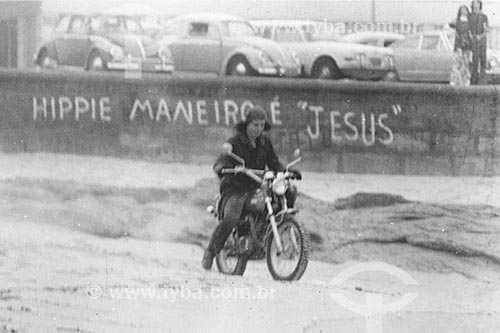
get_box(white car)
[160,13,302,77]
[391,30,500,84]
[342,31,405,48]
[251,20,398,81]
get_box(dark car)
[34,13,174,73]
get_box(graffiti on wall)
[32,96,112,122]
[299,101,403,146]
[128,97,283,126]
[32,95,403,147]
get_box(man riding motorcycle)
[201,105,301,270]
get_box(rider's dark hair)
[235,105,272,133]
[471,0,482,10]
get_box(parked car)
[342,31,405,48]
[251,20,398,81]
[391,30,500,84]
[101,4,168,39]
[34,13,174,73]
[160,13,302,77]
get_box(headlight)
[258,50,275,66]
[110,45,125,60]
[356,53,367,69]
[385,55,395,69]
[264,171,274,181]
[272,178,288,195]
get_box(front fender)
[290,47,343,76]
[34,42,58,65]
[87,37,115,58]
[312,48,351,69]
[219,45,266,76]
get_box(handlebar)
[221,167,301,182]
[221,167,263,183]
[220,147,302,183]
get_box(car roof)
[101,4,164,17]
[398,30,451,40]
[172,12,247,23]
[344,31,405,39]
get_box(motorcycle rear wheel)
[266,216,310,281]
[216,234,248,276]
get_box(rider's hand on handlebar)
[234,165,245,173]
[289,169,302,180]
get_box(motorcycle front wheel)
[216,234,248,276]
[266,216,310,281]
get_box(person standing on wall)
[450,5,473,86]
[469,0,489,85]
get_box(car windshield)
[392,34,420,49]
[308,30,341,42]
[273,24,340,43]
[220,21,256,38]
[91,15,143,34]
[275,26,305,42]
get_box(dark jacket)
[469,12,488,36]
[213,130,284,197]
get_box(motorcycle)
[206,143,310,281]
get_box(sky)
[39,0,500,26]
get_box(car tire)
[37,49,58,70]
[383,71,400,82]
[226,56,256,76]
[311,58,342,80]
[87,51,106,71]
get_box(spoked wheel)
[87,51,106,71]
[37,49,58,70]
[226,56,256,76]
[216,234,248,276]
[266,216,310,281]
[311,58,341,80]
[383,70,400,82]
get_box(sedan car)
[251,20,398,81]
[390,30,499,84]
[34,13,174,73]
[160,13,302,77]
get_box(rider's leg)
[479,38,487,84]
[202,195,245,270]
[471,38,480,84]
[285,185,298,208]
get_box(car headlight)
[258,50,275,66]
[356,53,367,69]
[272,177,288,196]
[384,55,395,69]
[158,47,172,63]
[110,45,125,61]
[264,171,275,181]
